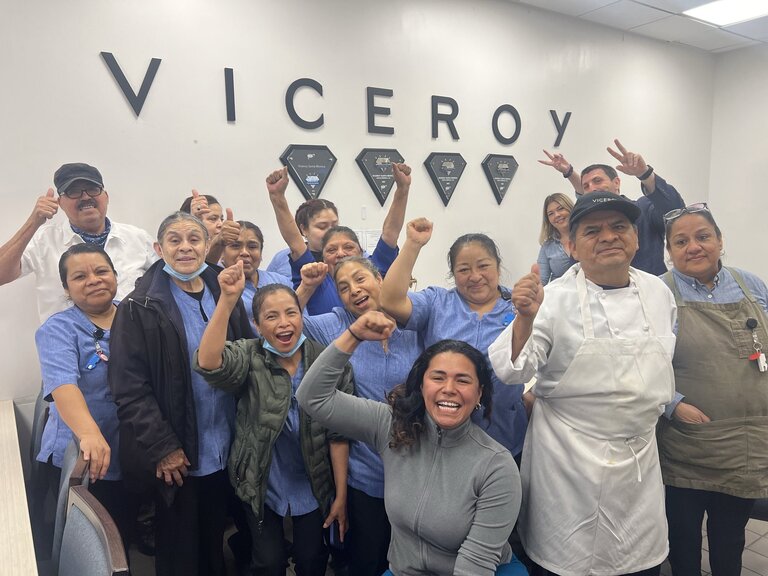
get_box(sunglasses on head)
[663,202,709,223]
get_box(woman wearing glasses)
[659,203,768,576]
[109,212,253,576]
[35,244,134,545]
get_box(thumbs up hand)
[190,189,210,218]
[32,188,59,225]
[219,208,241,245]
[512,263,544,318]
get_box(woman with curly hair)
[296,310,525,576]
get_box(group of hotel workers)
[1,137,766,576]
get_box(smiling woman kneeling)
[296,310,525,576]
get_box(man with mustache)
[540,139,685,275]
[490,192,677,576]
[0,163,157,321]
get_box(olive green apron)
[657,268,768,498]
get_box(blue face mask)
[163,262,208,282]
[263,333,307,358]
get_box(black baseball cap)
[569,192,641,232]
[54,163,104,195]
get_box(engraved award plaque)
[280,145,337,201]
[481,154,518,204]
[424,152,467,207]
[355,148,405,206]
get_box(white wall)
[709,43,768,281]
[0,0,716,411]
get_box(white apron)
[519,269,673,576]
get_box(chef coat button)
[643,324,650,331]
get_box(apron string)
[625,434,649,483]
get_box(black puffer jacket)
[108,260,253,493]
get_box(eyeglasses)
[663,202,709,223]
[60,185,104,200]
[85,328,109,370]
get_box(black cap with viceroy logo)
[568,192,640,232]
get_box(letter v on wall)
[100,52,162,117]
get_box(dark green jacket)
[193,337,354,522]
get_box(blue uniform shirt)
[291,238,398,316]
[36,304,122,480]
[406,286,527,456]
[264,362,319,517]
[303,307,422,498]
[266,247,292,279]
[170,282,235,477]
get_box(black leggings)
[244,503,328,576]
[666,485,755,576]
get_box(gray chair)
[58,484,129,576]
[28,387,52,556]
[50,438,90,569]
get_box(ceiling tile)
[683,28,754,50]
[628,0,711,13]
[630,13,717,40]
[516,0,618,17]
[581,0,669,29]
[711,39,761,52]
[725,15,768,41]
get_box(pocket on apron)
[659,418,747,474]
[730,321,755,359]
[745,416,768,474]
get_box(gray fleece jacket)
[297,344,521,576]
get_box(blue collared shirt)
[264,362,319,517]
[266,247,292,279]
[406,286,527,456]
[170,282,235,477]
[663,266,768,417]
[537,239,577,285]
[303,307,422,498]
[36,304,122,480]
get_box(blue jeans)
[382,555,527,575]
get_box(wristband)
[563,165,574,178]
[637,165,654,181]
[347,326,363,342]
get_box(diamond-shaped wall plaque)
[482,154,518,205]
[355,148,405,207]
[280,145,337,201]
[423,152,466,207]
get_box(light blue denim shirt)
[537,238,576,285]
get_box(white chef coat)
[489,265,677,576]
